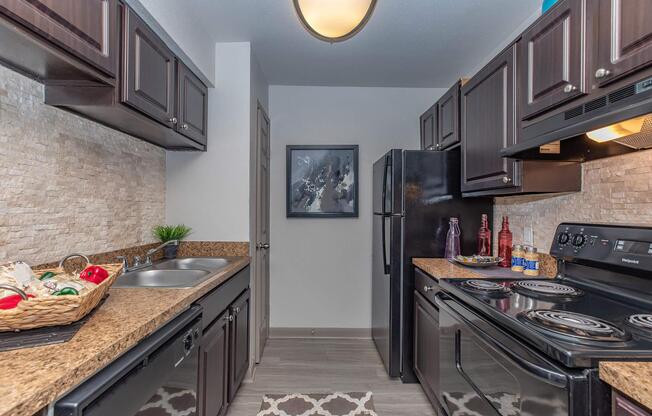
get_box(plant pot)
[163,244,179,259]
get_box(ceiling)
[151,0,541,88]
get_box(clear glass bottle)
[445,217,461,260]
[498,216,513,267]
[477,214,492,256]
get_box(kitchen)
[0,0,652,415]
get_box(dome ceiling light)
[292,0,378,43]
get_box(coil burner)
[520,310,629,342]
[512,280,583,299]
[460,280,511,297]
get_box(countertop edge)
[1,256,250,416]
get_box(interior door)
[594,0,652,86]
[254,103,270,363]
[121,5,175,126]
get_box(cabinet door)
[413,292,440,408]
[121,6,175,126]
[0,0,117,76]
[229,289,250,402]
[420,104,437,150]
[521,0,585,118]
[461,44,518,193]
[437,82,460,149]
[199,312,230,416]
[595,0,652,86]
[613,392,652,416]
[177,61,208,145]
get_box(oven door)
[436,295,570,416]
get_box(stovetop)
[440,277,652,367]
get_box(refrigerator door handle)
[381,154,390,215]
[382,215,390,275]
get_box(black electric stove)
[436,223,652,416]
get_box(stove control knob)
[558,232,571,245]
[572,234,586,247]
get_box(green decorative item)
[152,225,192,259]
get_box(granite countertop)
[0,256,250,416]
[412,257,557,280]
[600,362,652,410]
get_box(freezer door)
[373,150,402,215]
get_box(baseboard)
[269,327,372,339]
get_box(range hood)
[502,75,652,161]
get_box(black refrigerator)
[372,148,493,382]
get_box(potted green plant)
[152,224,192,259]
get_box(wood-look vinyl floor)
[226,338,438,416]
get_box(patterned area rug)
[136,386,197,416]
[258,392,377,416]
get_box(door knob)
[595,68,611,79]
[256,242,270,249]
[262,243,270,249]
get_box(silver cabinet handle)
[181,123,189,130]
[424,285,433,292]
[563,84,577,93]
[595,68,611,79]
[168,117,178,124]
[502,176,512,184]
[234,306,241,314]
[225,315,234,322]
[436,143,441,149]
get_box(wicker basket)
[0,258,122,332]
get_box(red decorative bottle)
[498,216,513,267]
[477,214,492,256]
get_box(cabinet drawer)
[195,266,250,330]
[415,267,440,305]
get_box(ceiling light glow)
[293,0,377,43]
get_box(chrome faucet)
[145,240,179,264]
[116,240,179,272]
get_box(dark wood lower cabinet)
[613,392,652,416]
[414,291,440,410]
[199,311,230,416]
[197,267,250,416]
[229,289,250,402]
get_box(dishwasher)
[54,305,202,416]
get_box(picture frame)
[286,145,359,218]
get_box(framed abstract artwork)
[286,145,359,218]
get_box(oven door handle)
[437,296,568,388]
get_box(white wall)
[269,86,445,328]
[166,43,252,241]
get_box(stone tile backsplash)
[0,65,166,265]
[494,148,652,253]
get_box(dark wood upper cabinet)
[594,0,652,86]
[199,312,230,416]
[177,60,208,145]
[420,103,437,150]
[122,5,175,126]
[413,291,440,409]
[461,44,518,193]
[0,0,117,79]
[437,81,461,149]
[229,289,250,402]
[520,0,586,119]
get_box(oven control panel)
[551,223,652,272]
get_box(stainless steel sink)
[113,257,233,288]
[155,258,232,271]
[113,269,212,288]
